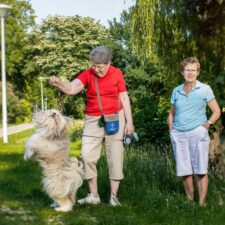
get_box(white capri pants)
[170,125,210,176]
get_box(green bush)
[15,99,32,123]
[125,63,170,143]
[0,82,32,124]
[63,94,85,119]
[68,119,84,142]
[0,82,19,123]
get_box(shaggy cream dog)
[24,109,84,212]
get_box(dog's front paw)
[23,151,29,161]
[23,148,34,160]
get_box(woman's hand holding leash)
[125,122,134,136]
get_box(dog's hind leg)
[54,197,73,212]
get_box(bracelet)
[207,120,213,125]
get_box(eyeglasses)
[92,64,107,70]
[184,69,198,73]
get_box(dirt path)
[0,123,34,137]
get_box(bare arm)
[50,76,84,95]
[203,98,221,129]
[119,92,134,135]
[168,105,175,132]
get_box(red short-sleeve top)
[77,65,127,116]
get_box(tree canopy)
[0,0,35,83]
[23,15,108,80]
[21,15,109,114]
[130,0,225,100]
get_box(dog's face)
[33,109,71,139]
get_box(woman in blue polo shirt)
[168,57,221,206]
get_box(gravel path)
[0,123,34,137]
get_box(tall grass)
[1,128,225,225]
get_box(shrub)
[125,63,170,144]
[0,82,19,123]
[15,99,32,123]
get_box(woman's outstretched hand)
[49,76,61,87]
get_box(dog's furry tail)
[71,158,84,179]
[60,157,84,194]
[70,157,84,188]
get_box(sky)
[29,0,134,27]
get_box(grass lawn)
[1,128,225,225]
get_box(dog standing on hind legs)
[24,109,84,212]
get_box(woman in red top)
[50,46,134,206]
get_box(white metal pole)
[44,98,47,111]
[40,80,44,111]
[1,16,8,143]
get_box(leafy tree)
[0,0,35,92]
[22,15,109,116]
[23,15,108,79]
[130,0,225,96]
[0,1,35,123]
[130,0,158,62]
[107,10,135,69]
[180,0,225,103]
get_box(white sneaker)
[109,193,122,206]
[77,193,100,205]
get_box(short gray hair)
[89,46,112,64]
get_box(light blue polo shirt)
[170,80,215,131]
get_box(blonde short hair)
[180,57,200,72]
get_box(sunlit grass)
[1,127,225,224]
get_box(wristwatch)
[207,120,212,126]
